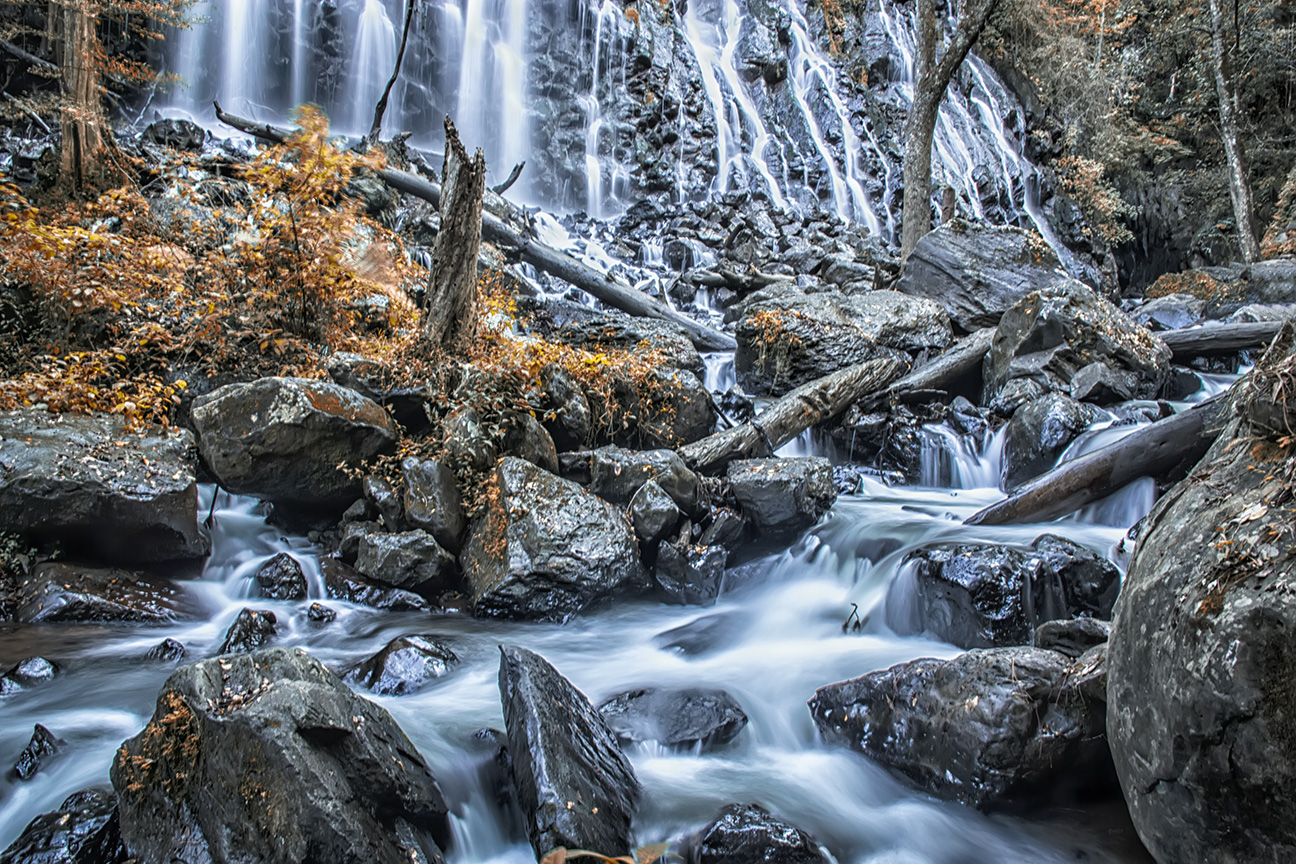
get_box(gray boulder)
[1132,293,1205,330]
[463,458,648,623]
[504,413,560,474]
[986,279,1172,399]
[191,377,397,507]
[698,804,829,864]
[598,687,747,751]
[217,608,277,654]
[344,635,458,696]
[894,221,1065,330]
[894,535,1120,649]
[16,563,186,624]
[654,539,727,606]
[810,646,1110,809]
[589,446,702,515]
[1033,618,1112,659]
[354,530,457,598]
[321,559,431,612]
[401,457,466,553]
[727,457,836,541]
[254,553,307,600]
[498,647,640,858]
[12,723,64,781]
[1000,392,1102,490]
[557,312,705,378]
[111,647,449,864]
[1107,327,1296,863]
[0,410,206,563]
[630,480,681,545]
[539,365,592,451]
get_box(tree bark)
[368,0,416,143]
[899,0,1000,263]
[424,116,486,350]
[855,327,994,410]
[1207,0,1261,264]
[59,2,107,193]
[1160,320,1283,360]
[964,394,1232,526]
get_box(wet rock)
[1132,293,1204,330]
[354,530,457,598]
[809,646,1112,809]
[463,458,648,623]
[1107,328,1296,863]
[896,534,1119,649]
[16,563,186,624]
[727,457,836,541]
[653,613,743,657]
[0,787,126,864]
[503,412,560,474]
[598,687,747,751]
[697,508,746,551]
[146,639,187,663]
[442,405,499,472]
[191,377,397,508]
[307,602,337,624]
[339,519,380,561]
[589,446,702,515]
[111,647,449,864]
[1000,392,1102,489]
[1033,618,1111,659]
[321,559,431,611]
[630,479,681,545]
[0,409,207,563]
[986,279,1172,400]
[12,724,64,780]
[893,221,1064,330]
[619,367,718,448]
[1069,642,1108,703]
[254,552,307,600]
[654,539,726,606]
[697,804,829,864]
[363,475,404,528]
[143,117,206,150]
[1070,361,1138,405]
[498,646,640,857]
[557,312,704,378]
[988,376,1048,418]
[344,635,458,696]
[7,656,58,687]
[401,457,467,553]
[539,365,593,451]
[217,608,277,654]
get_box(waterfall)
[347,0,398,134]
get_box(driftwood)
[214,103,736,351]
[424,117,485,349]
[965,393,1232,526]
[492,161,525,194]
[1159,320,1284,360]
[856,327,994,411]
[679,356,909,473]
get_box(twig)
[492,161,526,194]
[368,0,417,142]
[3,92,51,134]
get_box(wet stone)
[344,635,459,696]
[698,804,830,864]
[307,602,338,624]
[254,552,308,601]
[12,724,64,781]
[598,687,748,751]
[146,639,187,663]
[0,787,125,864]
[217,608,277,655]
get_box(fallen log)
[214,103,736,352]
[1159,320,1284,360]
[679,356,909,472]
[856,327,994,411]
[964,392,1232,527]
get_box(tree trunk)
[368,0,415,143]
[59,1,107,193]
[1160,320,1283,360]
[855,327,994,411]
[424,116,486,350]
[1207,0,1261,264]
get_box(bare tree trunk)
[368,0,416,143]
[899,0,999,263]
[424,116,486,350]
[1207,0,1261,264]
[59,1,107,193]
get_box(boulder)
[557,312,705,379]
[401,457,467,552]
[12,723,64,780]
[503,412,560,474]
[16,563,186,624]
[654,539,727,606]
[442,406,499,472]
[630,480,681,545]
[1107,328,1296,863]
[1132,293,1204,330]
[146,638,187,663]
[111,647,449,864]
[306,602,337,623]
[1000,392,1102,490]
[539,365,592,451]
[463,458,648,623]
[1069,361,1137,404]
[0,787,126,864]
[587,366,717,448]
[498,646,640,858]
[589,446,702,515]
[190,377,397,508]
[598,687,747,751]
[253,552,307,600]
[321,559,431,611]
[354,530,457,598]
[1033,618,1111,659]
[0,410,206,563]
[985,279,1172,399]
[809,646,1111,809]
[362,475,403,527]
[217,608,277,654]
[3,656,57,691]
[344,635,458,696]
[893,221,1064,331]
[894,535,1119,649]
[697,804,829,864]
[734,290,933,395]
[727,458,836,541]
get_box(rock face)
[697,804,829,864]
[896,535,1120,648]
[986,280,1172,399]
[1107,329,1296,864]
[344,635,458,696]
[598,687,747,751]
[111,647,449,864]
[498,647,640,858]
[734,290,933,395]
[810,646,1111,809]
[893,222,1064,330]
[727,458,836,540]
[16,563,186,624]
[463,458,648,623]
[0,410,207,563]
[1000,393,1102,489]
[0,787,126,864]
[190,377,397,508]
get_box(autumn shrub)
[1056,154,1135,244]
[1261,166,1296,258]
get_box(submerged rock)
[217,608,277,654]
[498,646,640,858]
[697,804,830,864]
[111,647,450,864]
[253,552,307,600]
[12,723,64,781]
[598,687,747,751]
[146,639,187,663]
[190,377,397,508]
[344,635,458,696]
[727,457,836,541]
[16,563,186,624]
[0,787,126,864]
[463,458,648,623]
[0,410,207,563]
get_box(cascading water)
[347,0,398,133]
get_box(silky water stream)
[0,368,1228,861]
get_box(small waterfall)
[221,0,271,115]
[347,0,398,134]
[918,424,1004,490]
